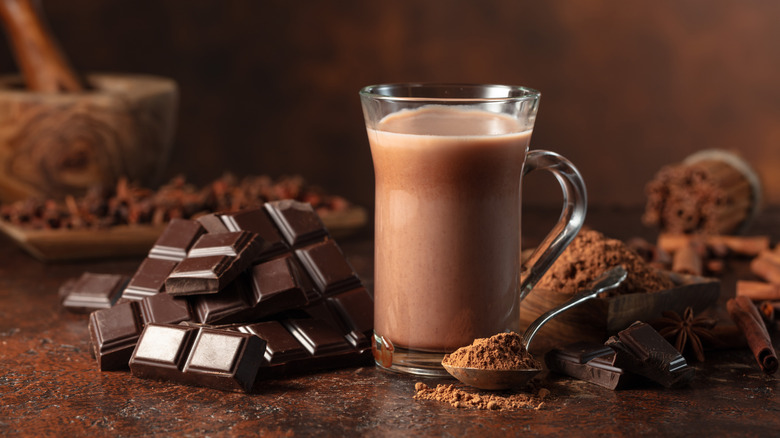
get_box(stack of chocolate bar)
[66,200,373,392]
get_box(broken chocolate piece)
[148,218,205,261]
[220,208,288,257]
[325,287,374,338]
[164,231,264,295]
[61,272,128,313]
[606,321,694,388]
[237,321,309,365]
[264,200,328,246]
[295,240,361,295]
[137,291,194,325]
[88,301,144,371]
[546,342,634,390]
[122,258,178,301]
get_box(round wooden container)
[0,73,178,202]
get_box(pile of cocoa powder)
[414,383,550,411]
[442,332,540,370]
[536,229,674,297]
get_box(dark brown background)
[2,0,778,210]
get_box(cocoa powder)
[442,332,540,370]
[536,229,675,297]
[414,382,550,411]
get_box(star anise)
[651,306,718,362]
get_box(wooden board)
[0,206,367,262]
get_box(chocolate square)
[88,301,144,371]
[149,218,205,261]
[264,200,328,247]
[122,258,178,301]
[295,240,360,295]
[61,272,128,313]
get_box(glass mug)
[360,84,586,376]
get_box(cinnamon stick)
[708,235,769,257]
[726,296,778,374]
[657,233,769,257]
[737,281,780,301]
[750,251,780,284]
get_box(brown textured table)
[1,207,779,437]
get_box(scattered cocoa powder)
[414,382,550,411]
[536,229,675,297]
[442,332,540,370]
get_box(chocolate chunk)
[122,258,179,301]
[606,321,695,388]
[129,323,267,393]
[183,327,267,392]
[187,231,258,257]
[190,256,312,325]
[190,274,254,324]
[237,321,309,365]
[138,291,193,325]
[283,318,352,356]
[129,324,197,381]
[88,301,144,370]
[196,213,230,234]
[219,208,288,257]
[61,272,128,313]
[164,231,264,296]
[149,218,205,261]
[295,240,361,295]
[164,255,234,295]
[264,200,328,246]
[326,287,374,338]
[249,256,311,310]
[546,343,633,390]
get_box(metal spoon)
[442,265,628,390]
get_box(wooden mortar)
[0,73,178,201]
[0,0,178,201]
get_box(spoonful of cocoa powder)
[442,266,627,390]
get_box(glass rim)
[359,83,540,103]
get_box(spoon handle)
[522,265,627,349]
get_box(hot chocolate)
[367,106,532,352]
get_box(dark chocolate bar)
[264,200,328,246]
[89,292,194,370]
[606,321,695,388]
[148,218,205,261]
[129,323,267,393]
[61,272,128,313]
[546,342,633,390]
[121,258,178,301]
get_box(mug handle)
[518,150,587,302]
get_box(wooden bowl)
[0,73,178,202]
[519,272,721,352]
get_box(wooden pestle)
[0,0,85,92]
